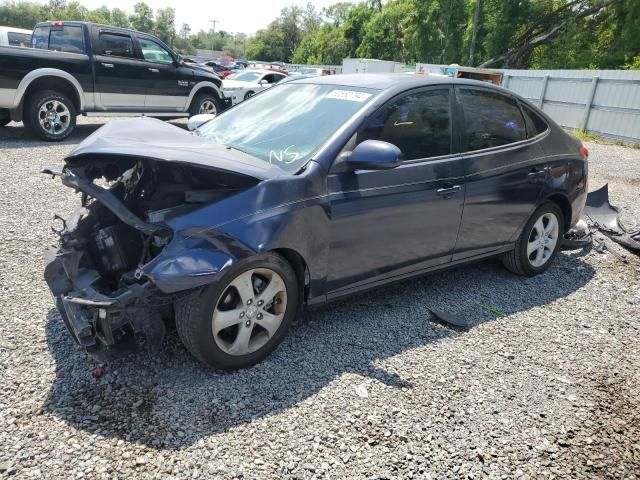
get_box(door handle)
[528,168,547,182]
[148,68,159,73]
[436,184,462,197]
[101,63,114,68]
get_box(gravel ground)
[0,118,639,479]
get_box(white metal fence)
[502,69,640,144]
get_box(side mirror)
[175,54,183,65]
[187,114,215,131]
[346,140,403,170]
[259,79,267,86]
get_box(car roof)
[0,26,32,34]
[295,73,506,92]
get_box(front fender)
[142,230,257,294]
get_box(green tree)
[323,2,354,26]
[343,2,375,57]
[356,0,417,62]
[154,7,175,45]
[293,24,348,64]
[130,2,153,33]
[0,1,45,29]
[110,8,130,28]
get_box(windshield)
[230,71,262,82]
[196,83,378,173]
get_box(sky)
[74,0,355,35]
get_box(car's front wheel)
[25,90,77,141]
[244,91,254,100]
[502,201,564,276]
[175,253,299,370]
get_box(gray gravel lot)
[0,118,639,479]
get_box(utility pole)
[209,19,219,56]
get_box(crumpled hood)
[65,117,284,181]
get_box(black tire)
[25,90,76,141]
[189,93,220,117]
[175,253,299,370]
[0,109,10,127]
[502,201,565,276]
[244,91,254,100]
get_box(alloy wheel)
[211,268,288,356]
[38,100,70,135]
[199,99,217,115]
[527,212,559,267]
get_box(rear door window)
[359,88,452,160]
[8,32,31,47]
[458,88,526,151]
[98,32,135,58]
[49,25,84,53]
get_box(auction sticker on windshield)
[325,90,372,102]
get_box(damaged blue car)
[45,74,588,369]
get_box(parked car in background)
[0,21,229,139]
[222,69,287,104]
[297,67,336,76]
[44,74,588,370]
[0,26,32,47]
[203,61,234,79]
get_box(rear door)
[93,28,147,110]
[137,35,190,111]
[452,87,547,260]
[326,86,466,293]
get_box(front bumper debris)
[45,254,187,363]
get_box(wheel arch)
[271,247,310,304]
[545,193,572,233]
[13,69,84,121]
[187,82,223,111]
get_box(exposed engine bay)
[44,156,259,361]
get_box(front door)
[93,29,147,110]
[137,36,190,111]
[326,87,466,294]
[452,87,547,260]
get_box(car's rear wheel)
[502,201,564,276]
[175,253,299,370]
[189,93,219,117]
[0,109,10,126]
[25,90,76,141]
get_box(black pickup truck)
[0,21,228,140]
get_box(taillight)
[51,21,64,26]
[579,145,589,160]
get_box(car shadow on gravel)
[41,251,595,449]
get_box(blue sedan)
[45,74,588,369]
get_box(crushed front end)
[43,153,259,362]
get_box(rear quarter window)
[521,104,549,138]
[458,88,527,151]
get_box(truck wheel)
[0,109,10,127]
[25,90,76,141]
[175,253,299,370]
[189,93,219,117]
